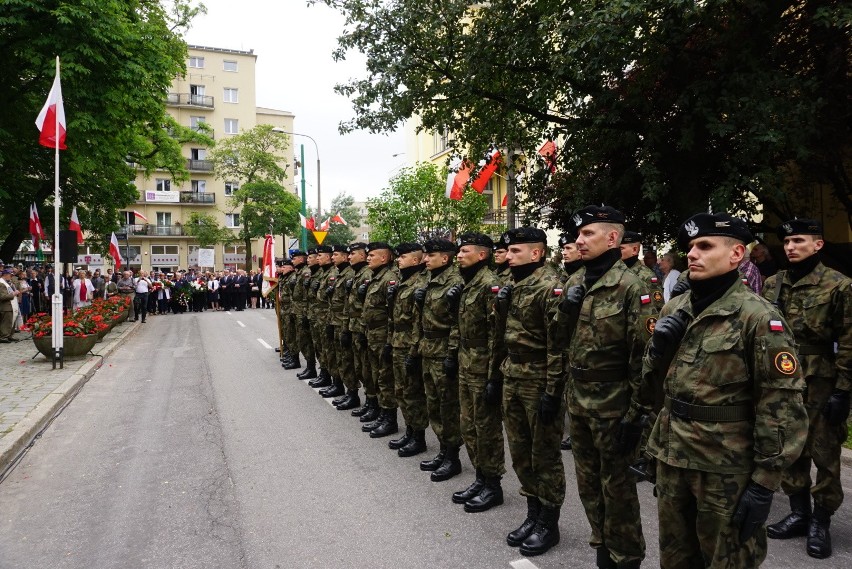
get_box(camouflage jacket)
[291,265,312,317]
[454,265,502,379]
[344,262,372,335]
[496,264,562,394]
[305,265,324,319]
[638,280,808,490]
[329,263,354,327]
[415,265,463,359]
[312,263,337,319]
[362,263,396,345]
[564,261,655,419]
[390,269,428,349]
[628,261,665,312]
[494,264,512,286]
[763,262,852,390]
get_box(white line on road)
[257,339,273,349]
[236,321,246,328]
[510,560,539,569]
[225,311,231,315]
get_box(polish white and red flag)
[261,234,277,298]
[319,217,331,231]
[331,212,348,225]
[29,203,46,248]
[445,156,472,201]
[35,72,67,150]
[109,232,123,272]
[69,207,84,244]
[132,210,148,223]
[471,147,501,193]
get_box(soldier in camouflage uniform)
[562,206,655,569]
[386,243,430,456]
[276,259,296,367]
[283,253,306,370]
[337,243,370,412]
[621,231,664,312]
[359,242,399,437]
[492,227,563,556]
[413,239,465,482]
[450,232,505,513]
[295,250,318,379]
[308,245,335,389]
[763,218,852,559]
[318,245,350,399]
[629,213,809,569]
[558,232,583,452]
[493,241,512,285]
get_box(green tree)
[305,192,361,247]
[0,0,208,262]
[209,125,293,268]
[318,0,851,240]
[183,212,237,249]
[366,162,488,244]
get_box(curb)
[0,321,141,476]
[842,447,852,469]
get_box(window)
[223,88,238,103]
[191,180,207,193]
[155,179,171,192]
[189,84,206,105]
[151,245,179,255]
[156,212,172,226]
[225,213,241,227]
[224,118,239,134]
[224,181,239,196]
[120,211,135,225]
[190,148,206,160]
[223,60,237,72]
[223,244,246,254]
[433,129,450,155]
[188,56,205,69]
[190,116,207,131]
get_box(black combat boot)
[431,445,462,482]
[362,408,386,432]
[335,390,360,411]
[297,362,317,379]
[807,505,833,559]
[283,352,301,370]
[560,436,572,451]
[332,388,351,406]
[507,497,541,547]
[464,475,504,513]
[309,369,332,388]
[389,425,413,450]
[370,408,399,438]
[767,489,811,539]
[420,445,446,470]
[320,379,345,398]
[596,546,618,568]
[398,430,427,457]
[351,396,374,417]
[452,469,485,504]
[519,505,560,556]
[359,399,381,423]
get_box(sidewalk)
[0,319,140,476]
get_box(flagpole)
[51,56,64,368]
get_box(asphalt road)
[1,307,850,568]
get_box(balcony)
[187,159,214,172]
[482,209,522,226]
[125,224,185,237]
[179,192,215,204]
[167,93,214,108]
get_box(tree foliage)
[232,181,302,268]
[318,0,852,240]
[366,162,488,243]
[183,211,237,249]
[306,192,362,247]
[0,0,208,262]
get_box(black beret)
[622,231,642,244]
[501,227,548,246]
[777,219,822,239]
[558,233,575,248]
[456,232,493,250]
[493,233,509,251]
[315,245,333,254]
[423,239,457,254]
[677,213,755,251]
[331,244,348,253]
[290,250,307,257]
[366,242,392,253]
[279,259,294,267]
[347,242,367,253]
[307,248,317,255]
[394,242,423,255]
[571,205,625,229]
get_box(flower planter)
[96,327,110,343]
[33,334,98,359]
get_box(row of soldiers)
[271,206,850,568]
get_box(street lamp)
[272,128,320,252]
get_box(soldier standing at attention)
[337,243,370,412]
[620,231,664,312]
[493,227,563,557]
[450,232,506,513]
[387,243,430,457]
[295,250,318,380]
[558,232,583,452]
[414,239,465,482]
[277,259,296,367]
[562,206,654,569]
[308,245,335,390]
[493,240,512,285]
[763,219,851,559]
[629,212,808,568]
[319,244,351,399]
[282,252,306,370]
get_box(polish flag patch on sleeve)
[553,288,563,296]
[770,320,784,332]
[640,294,651,305]
[491,285,500,294]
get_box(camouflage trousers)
[310,317,327,369]
[780,376,846,512]
[570,413,645,565]
[335,327,357,391]
[503,377,565,507]
[392,349,428,430]
[459,372,505,477]
[367,339,395,409]
[422,356,462,448]
[296,315,314,363]
[324,325,339,378]
[657,462,766,569]
[282,312,295,353]
[353,332,372,396]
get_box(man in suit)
[220,269,232,311]
[234,269,248,311]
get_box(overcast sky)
[183,0,407,211]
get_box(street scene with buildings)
[0,1,850,568]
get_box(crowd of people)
[266,207,849,568]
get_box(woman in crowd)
[208,272,220,311]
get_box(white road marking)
[236,321,246,328]
[257,338,273,349]
[510,560,539,569]
[225,311,231,315]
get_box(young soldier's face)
[397,252,421,269]
[424,252,450,271]
[562,243,581,263]
[576,224,616,261]
[686,236,744,280]
[456,245,488,268]
[619,242,640,261]
[332,251,347,265]
[367,250,388,269]
[494,249,508,264]
[783,235,823,263]
[506,243,543,266]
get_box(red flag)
[35,72,67,150]
[319,218,331,231]
[471,148,501,193]
[261,234,277,298]
[445,157,472,201]
[538,140,557,173]
[109,232,123,272]
[331,212,348,225]
[501,194,508,207]
[69,207,84,244]
[132,210,148,223]
[29,203,46,249]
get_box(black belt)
[394,322,413,333]
[665,395,752,422]
[423,329,450,339]
[509,351,547,364]
[461,338,488,349]
[365,317,387,329]
[798,344,833,356]
[570,366,625,382]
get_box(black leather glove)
[731,481,775,542]
[357,283,368,300]
[301,315,310,327]
[345,278,354,292]
[648,310,690,360]
[559,284,585,314]
[446,284,463,312]
[670,279,690,299]
[538,392,560,426]
[615,417,644,456]
[341,329,352,348]
[325,285,334,298]
[495,284,514,317]
[325,324,335,341]
[413,287,427,307]
[404,354,420,375]
[484,380,503,406]
[311,280,320,292]
[382,343,393,363]
[823,389,851,426]
[386,283,398,306]
[442,353,459,379]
